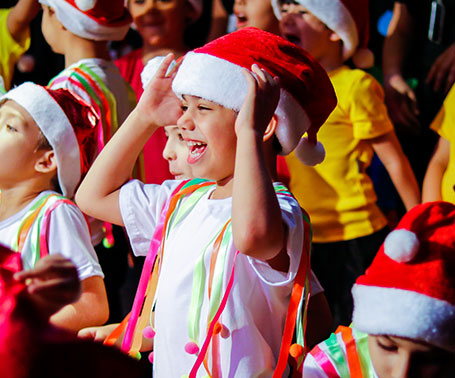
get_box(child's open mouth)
[236,14,248,28]
[187,140,207,164]
[283,33,302,47]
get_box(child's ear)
[329,31,342,42]
[35,150,58,174]
[263,114,278,142]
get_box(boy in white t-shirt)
[0,83,108,331]
[76,28,337,376]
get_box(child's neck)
[142,43,188,64]
[64,38,111,68]
[317,43,345,73]
[0,182,51,222]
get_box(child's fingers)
[155,53,175,78]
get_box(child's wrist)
[130,108,160,134]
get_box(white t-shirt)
[120,179,321,377]
[0,191,103,280]
[49,58,134,246]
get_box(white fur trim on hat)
[384,229,420,263]
[352,284,455,352]
[2,83,81,198]
[172,51,311,155]
[271,0,358,61]
[39,0,130,41]
[75,0,96,11]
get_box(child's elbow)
[235,226,284,261]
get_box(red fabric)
[339,0,370,49]
[65,0,132,27]
[356,201,455,304]
[115,49,173,184]
[193,28,337,138]
[46,88,99,178]
[276,156,290,187]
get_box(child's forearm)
[232,128,284,261]
[50,276,109,332]
[7,0,40,42]
[422,137,449,202]
[76,109,159,224]
[373,132,420,210]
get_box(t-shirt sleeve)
[247,193,304,287]
[0,9,31,90]
[350,73,394,140]
[47,202,103,280]
[431,84,455,142]
[119,179,180,257]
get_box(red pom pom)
[213,322,223,335]
[143,326,156,339]
[289,343,304,358]
[148,351,154,363]
[184,341,199,355]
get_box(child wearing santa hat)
[303,200,455,377]
[0,83,108,331]
[38,0,138,322]
[115,0,203,185]
[76,27,336,376]
[272,0,421,327]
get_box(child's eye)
[6,124,17,132]
[181,104,188,112]
[133,0,145,4]
[376,339,398,352]
[178,133,184,142]
[198,105,211,111]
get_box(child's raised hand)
[235,64,280,138]
[136,53,183,129]
[14,254,81,318]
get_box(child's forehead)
[0,99,38,128]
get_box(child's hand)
[14,254,81,318]
[135,53,183,129]
[235,64,280,138]
[78,323,120,344]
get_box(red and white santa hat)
[352,201,455,352]
[172,27,337,165]
[1,83,99,198]
[39,0,132,41]
[271,0,374,68]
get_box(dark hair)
[35,131,62,194]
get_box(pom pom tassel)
[294,137,325,166]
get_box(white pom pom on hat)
[294,137,325,166]
[75,0,96,11]
[383,229,420,263]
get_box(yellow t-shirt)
[430,84,455,204]
[286,66,392,243]
[0,8,31,91]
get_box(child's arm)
[49,275,109,331]
[75,54,182,225]
[7,0,40,43]
[371,131,420,210]
[422,136,450,202]
[232,65,287,267]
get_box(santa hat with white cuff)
[271,0,374,69]
[352,201,455,352]
[1,83,99,198]
[171,27,337,165]
[39,0,132,41]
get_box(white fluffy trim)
[2,83,81,198]
[141,56,177,89]
[270,0,358,61]
[39,0,130,41]
[172,52,311,155]
[294,137,325,166]
[352,284,455,352]
[384,229,420,263]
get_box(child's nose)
[162,143,176,161]
[177,113,195,131]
